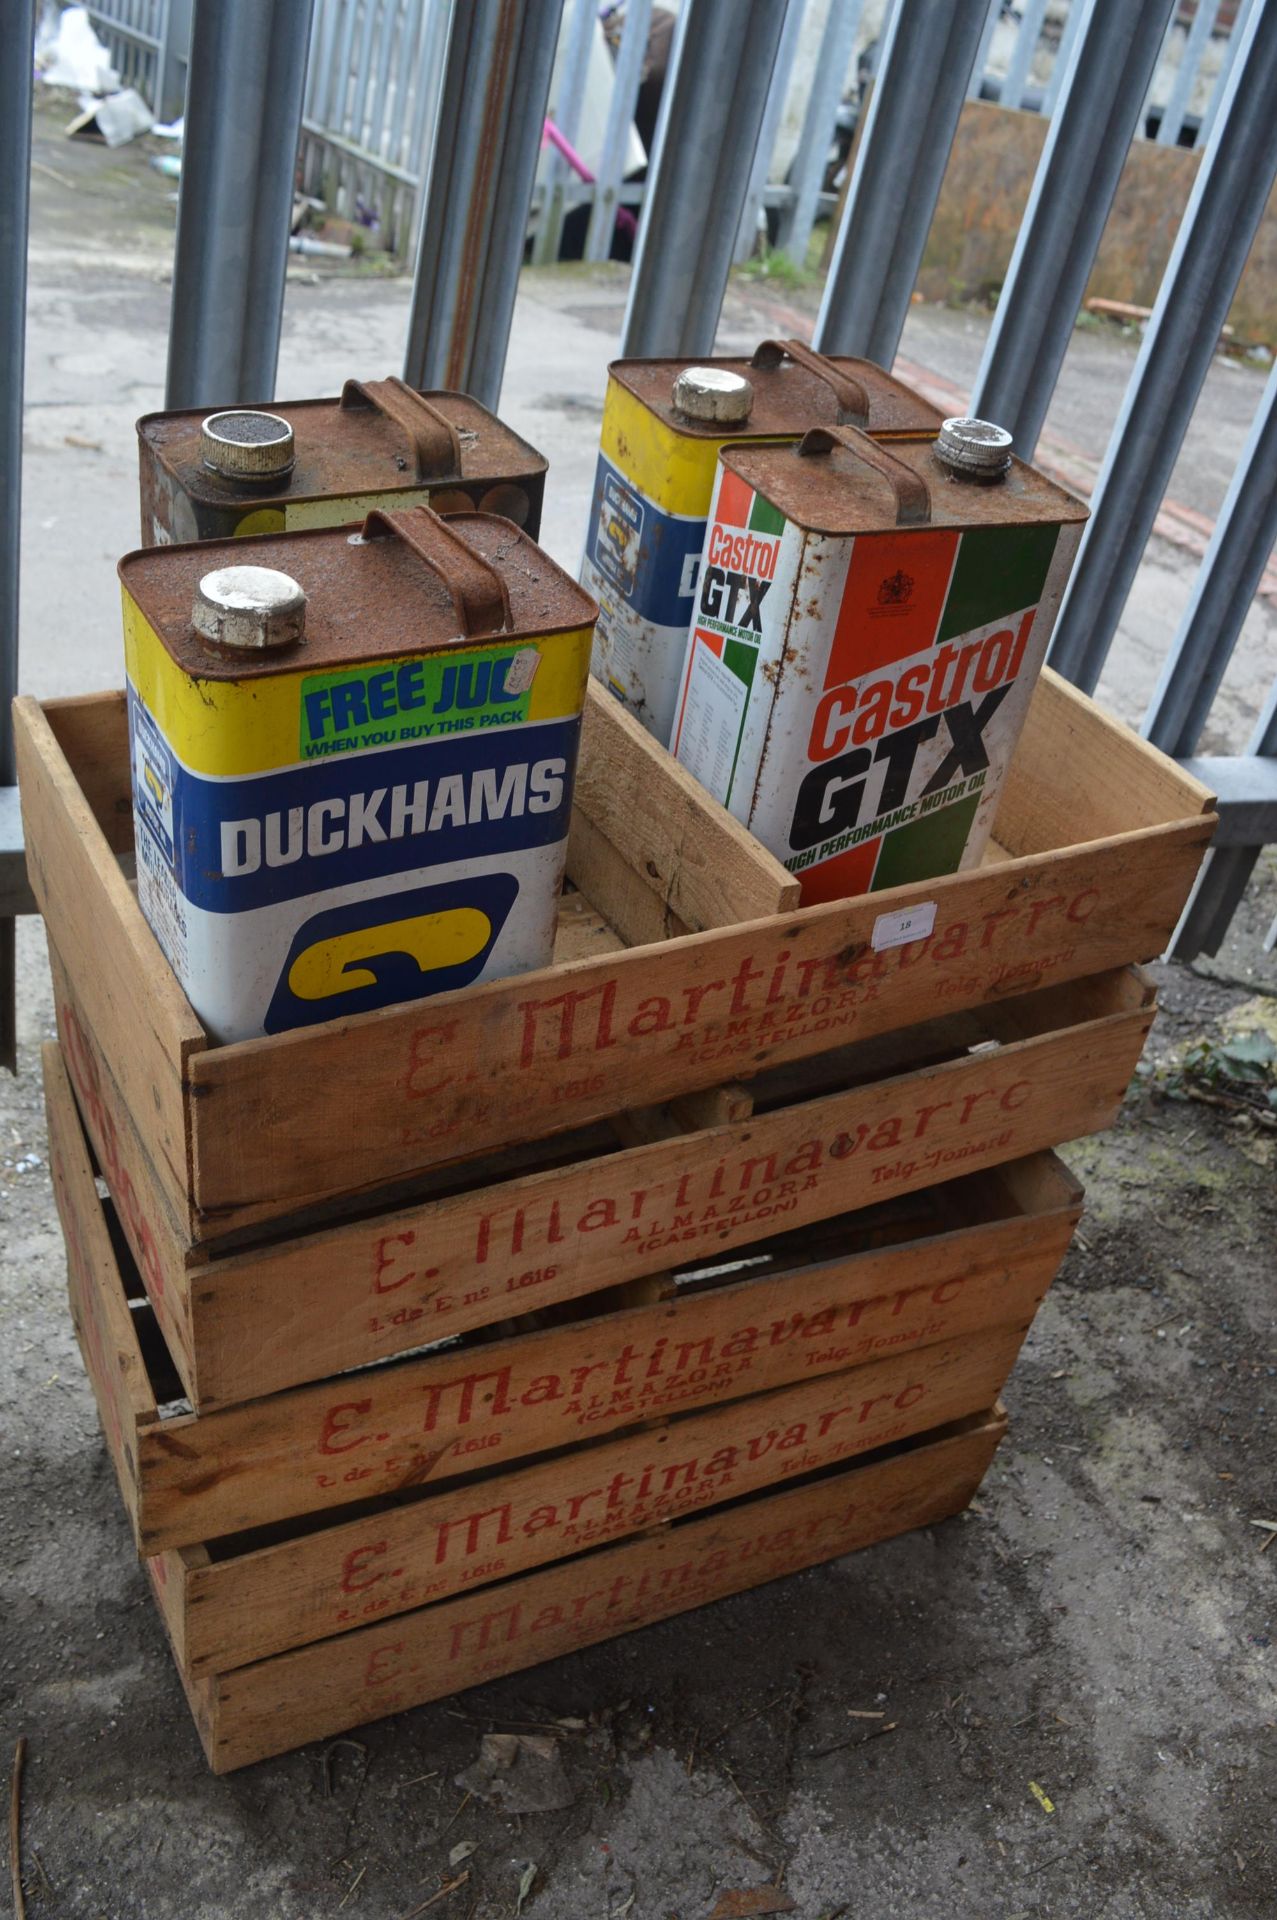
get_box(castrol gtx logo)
[265,873,518,1031]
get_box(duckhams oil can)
[120,507,595,1044]
[580,339,943,743]
[137,377,548,548]
[669,422,1088,906]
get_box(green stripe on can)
[936,523,1059,645]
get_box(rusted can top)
[138,378,548,519]
[672,366,754,423]
[719,423,1089,536]
[192,565,308,650]
[936,416,1014,481]
[610,337,945,439]
[119,506,598,682]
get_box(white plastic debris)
[36,5,119,93]
[67,87,154,147]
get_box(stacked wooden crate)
[16,668,1213,1772]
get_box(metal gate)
[3,0,1276,1070]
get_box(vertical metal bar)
[165,0,315,410]
[1197,0,1257,147]
[368,0,398,162]
[387,0,425,167]
[404,0,564,408]
[331,0,360,133]
[1003,0,1049,111]
[733,0,807,263]
[531,0,596,266]
[1040,0,1086,119]
[351,0,380,144]
[773,0,865,263]
[156,0,193,122]
[584,0,653,265]
[969,0,1176,462]
[813,0,990,368]
[307,0,339,124]
[0,0,33,1072]
[1168,680,1277,959]
[1048,3,1277,694]
[967,0,1001,100]
[407,0,448,171]
[401,0,448,264]
[0,0,33,795]
[1144,360,1277,756]
[620,0,790,359]
[1156,0,1218,145]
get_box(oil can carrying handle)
[797,424,932,526]
[750,338,870,426]
[339,376,462,481]
[360,506,512,635]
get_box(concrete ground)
[2,95,1276,1919]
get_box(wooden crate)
[46,1040,1073,1562]
[170,1406,1008,1772]
[16,670,1213,1247]
[50,951,1134,1414]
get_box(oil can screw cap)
[193,566,307,650]
[672,367,754,423]
[936,416,1013,479]
[201,409,295,479]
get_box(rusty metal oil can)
[137,377,548,548]
[579,338,944,742]
[120,506,595,1043]
[669,420,1089,906]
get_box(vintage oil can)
[580,338,943,741]
[137,377,548,547]
[669,419,1089,905]
[121,506,595,1043]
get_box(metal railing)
[83,0,191,121]
[3,0,1277,1070]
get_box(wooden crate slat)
[19,678,1210,1239]
[572,677,800,930]
[996,667,1216,855]
[185,1409,1006,1772]
[182,967,1149,1405]
[44,1041,1077,1554]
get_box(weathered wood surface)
[176,967,1146,1405]
[181,1408,1006,1772]
[57,954,1131,1413]
[44,1045,158,1515]
[160,1321,1028,1675]
[20,681,1208,1241]
[16,697,201,1222]
[49,1040,1076,1551]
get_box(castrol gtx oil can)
[670,419,1088,905]
[121,505,595,1042]
[137,376,548,547]
[580,338,942,742]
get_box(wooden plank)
[574,677,799,930]
[43,1044,158,1545]
[40,690,135,856]
[567,809,692,947]
[15,697,203,1222]
[550,887,627,965]
[54,1040,1076,1547]
[181,969,1143,1404]
[186,1410,1006,1771]
[167,1326,1027,1675]
[995,667,1216,856]
[188,825,1201,1235]
[48,947,200,1392]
